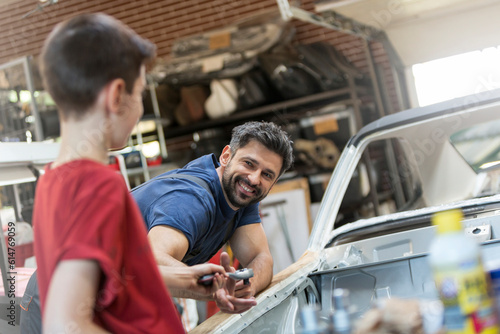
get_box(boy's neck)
[54,110,111,168]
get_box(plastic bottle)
[429,209,499,334]
[331,289,351,334]
[300,305,328,334]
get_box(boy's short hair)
[40,13,156,119]
[229,121,294,176]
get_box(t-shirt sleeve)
[56,176,128,308]
[238,203,261,227]
[145,188,212,254]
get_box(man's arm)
[148,225,226,299]
[213,224,272,314]
[147,225,190,266]
[229,223,274,297]
[43,260,110,334]
[149,225,258,314]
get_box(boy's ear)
[219,145,232,167]
[105,78,126,114]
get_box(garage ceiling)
[315,0,500,66]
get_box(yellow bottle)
[429,209,499,334]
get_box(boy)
[33,13,222,333]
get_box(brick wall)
[0,0,401,112]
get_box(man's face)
[221,140,283,209]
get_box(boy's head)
[40,13,156,119]
[229,121,294,177]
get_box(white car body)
[193,89,500,333]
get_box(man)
[132,121,294,315]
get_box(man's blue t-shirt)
[131,154,261,266]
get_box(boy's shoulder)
[75,160,125,188]
[45,159,126,194]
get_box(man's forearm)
[157,260,224,300]
[168,287,214,300]
[245,252,273,295]
[155,254,203,298]
[147,226,224,300]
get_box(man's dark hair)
[40,13,156,119]
[229,121,294,176]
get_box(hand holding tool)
[197,268,255,286]
[228,268,254,285]
[197,274,216,286]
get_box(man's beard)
[222,168,267,209]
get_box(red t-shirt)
[33,159,184,333]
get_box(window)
[450,120,500,198]
[336,138,424,228]
[412,46,500,107]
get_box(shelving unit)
[0,56,44,142]
[146,2,403,177]
[122,77,178,187]
[144,34,384,205]
[162,81,371,140]
[143,73,375,210]
[275,0,410,114]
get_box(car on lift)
[192,89,500,333]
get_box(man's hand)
[234,280,254,299]
[159,263,226,300]
[214,252,257,314]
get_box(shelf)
[162,86,370,139]
[0,142,60,166]
[0,166,38,186]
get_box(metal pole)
[346,75,363,130]
[0,57,27,71]
[276,0,380,40]
[134,124,150,181]
[22,56,44,141]
[363,39,386,117]
[380,33,410,111]
[384,140,406,208]
[148,81,168,159]
[11,184,23,222]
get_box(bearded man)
[132,121,294,316]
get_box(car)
[192,88,500,333]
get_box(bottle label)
[434,262,499,334]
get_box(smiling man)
[132,121,294,320]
